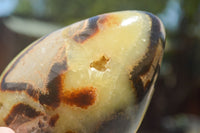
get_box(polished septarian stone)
[0,11,165,133]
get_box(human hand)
[0,127,15,133]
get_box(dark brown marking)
[48,58,68,80]
[71,14,120,43]
[39,59,67,109]
[0,82,40,100]
[143,80,151,91]
[96,111,131,133]
[144,12,165,48]
[129,46,156,102]
[0,102,3,109]
[129,12,165,102]
[38,46,68,108]
[49,114,59,127]
[130,67,150,102]
[1,82,31,91]
[38,120,45,128]
[1,56,68,109]
[4,103,42,126]
[66,131,76,133]
[61,87,97,109]
[98,15,120,27]
[39,76,61,108]
[8,115,53,133]
[26,87,40,100]
[72,16,99,43]
[130,56,160,102]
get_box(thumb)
[0,127,15,133]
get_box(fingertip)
[0,127,15,133]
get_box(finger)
[0,127,15,133]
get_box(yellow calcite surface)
[0,11,165,133]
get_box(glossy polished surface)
[0,11,165,133]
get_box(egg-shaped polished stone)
[0,11,165,133]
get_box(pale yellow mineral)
[0,11,165,133]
